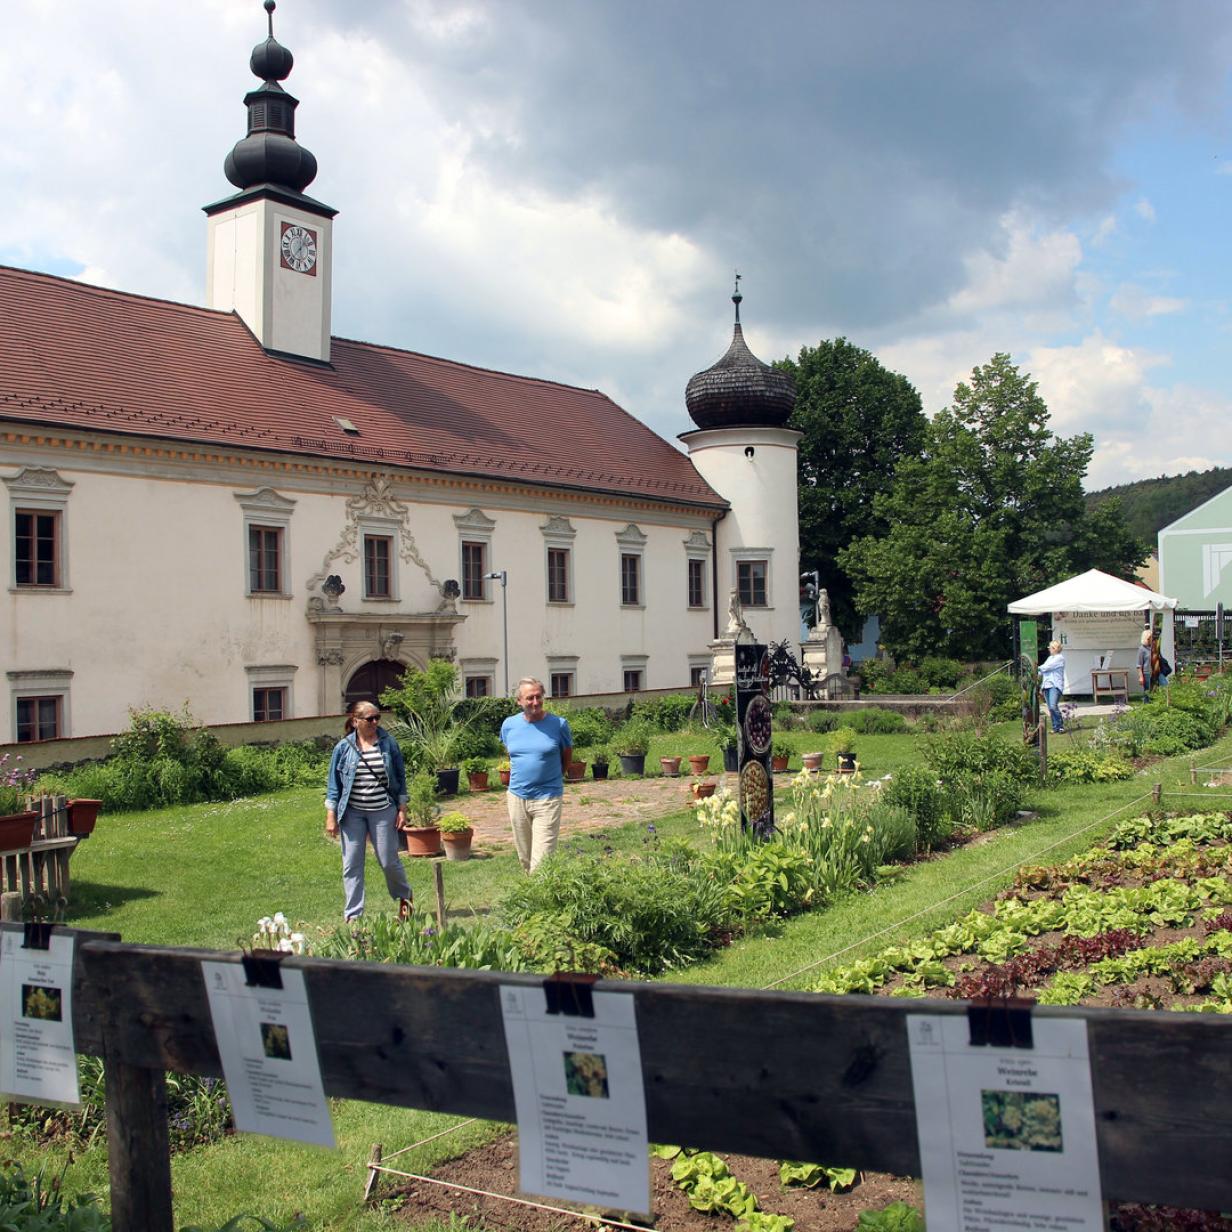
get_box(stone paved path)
[435,771,737,852]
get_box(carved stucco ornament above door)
[305,475,447,609]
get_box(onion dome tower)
[203,0,338,363]
[685,282,796,429]
[680,278,802,656]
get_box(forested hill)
[1087,466,1232,544]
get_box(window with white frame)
[621,654,648,694]
[541,515,577,605]
[454,508,497,602]
[733,548,772,608]
[8,669,72,743]
[684,530,710,610]
[689,656,712,688]
[460,657,498,700]
[615,523,647,608]
[234,488,295,598]
[245,665,296,722]
[547,656,579,700]
[6,468,74,592]
[358,515,400,600]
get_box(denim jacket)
[325,728,408,816]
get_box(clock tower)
[203,0,336,363]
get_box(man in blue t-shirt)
[500,677,573,872]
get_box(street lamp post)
[485,570,510,695]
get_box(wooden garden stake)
[363,1143,383,1202]
[433,862,446,930]
[1152,782,1163,805]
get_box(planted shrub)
[1048,747,1133,784]
[882,765,950,851]
[0,1163,110,1231]
[807,709,839,734]
[925,728,1036,785]
[553,705,615,749]
[629,693,696,732]
[317,914,530,971]
[1139,709,1206,756]
[918,656,965,689]
[846,707,906,734]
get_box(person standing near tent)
[1137,629,1154,695]
[1038,640,1066,734]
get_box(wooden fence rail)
[12,928,1232,1230]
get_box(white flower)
[273,911,288,927]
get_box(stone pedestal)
[708,588,752,688]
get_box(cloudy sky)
[4,0,1232,488]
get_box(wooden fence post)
[1152,782,1163,805]
[1038,717,1048,781]
[433,862,446,930]
[104,1059,174,1232]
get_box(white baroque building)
[0,12,801,744]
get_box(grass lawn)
[23,722,1232,1229]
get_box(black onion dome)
[223,0,318,193]
[685,291,795,430]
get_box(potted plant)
[412,723,464,796]
[771,738,792,773]
[566,757,587,782]
[463,756,490,793]
[591,748,610,781]
[380,662,473,798]
[691,779,716,799]
[497,757,511,787]
[830,726,858,773]
[401,771,442,856]
[801,751,825,773]
[688,752,711,775]
[438,811,474,861]
[717,724,739,773]
[67,798,103,837]
[659,753,682,777]
[0,754,38,849]
[615,724,649,776]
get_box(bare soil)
[389,1134,919,1231]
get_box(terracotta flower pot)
[68,798,103,836]
[801,753,824,773]
[566,761,587,782]
[660,756,682,777]
[441,828,474,861]
[0,811,38,851]
[691,780,716,799]
[402,825,442,857]
[771,755,790,773]
[688,754,710,775]
[467,771,489,792]
[499,769,511,787]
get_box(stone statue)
[724,588,749,637]
[816,587,832,632]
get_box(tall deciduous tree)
[779,338,927,639]
[838,353,1146,660]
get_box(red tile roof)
[0,265,726,509]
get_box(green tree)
[839,353,1147,660]
[778,338,927,639]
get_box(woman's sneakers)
[398,896,413,921]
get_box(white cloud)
[1091,214,1119,246]
[1134,197,1157,223]
[1108,282,1187,319]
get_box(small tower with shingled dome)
[680,278,802,668]
[203,0,337,363]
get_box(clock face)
[280,223,318,275]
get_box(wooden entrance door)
[344,659,406,709]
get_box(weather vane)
[732,270,742,323]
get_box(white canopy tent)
[1008,569,1177,695]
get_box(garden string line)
[761,787,1162,990]
[371,783,1232,1208]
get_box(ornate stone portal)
[305,476,465,711]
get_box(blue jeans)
[339,801,411,920]
[1043,686,1063,733]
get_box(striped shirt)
[349,746,391,811]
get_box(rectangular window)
[364,534,393,598]
[737,560,768,607]
[620,554,641,606]
[16,696,61,743]
[252,687,286,723]
[690,665,707,687]
[465,675,491,698]
[623,669,642,693]
[548,548,570,603]
[461,541,487,600]
[248,525,283,594]
[550,672,574,698]
[14,510,59,587]
[688,558,706,608]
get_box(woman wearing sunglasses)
[324,701,413,921]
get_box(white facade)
[2,437,724,740]
[682,425,803,651]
